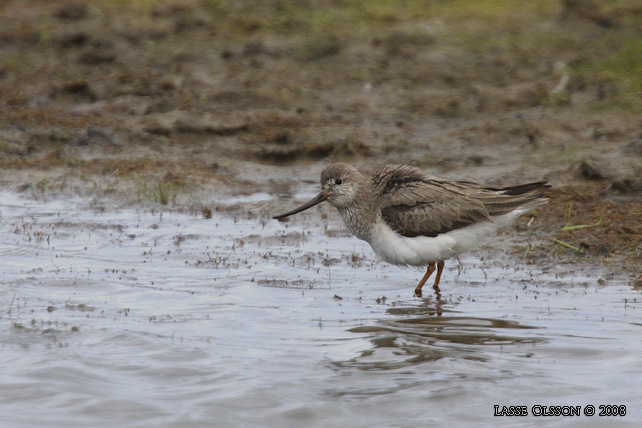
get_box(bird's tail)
[491,181,551,197]
[479,181,551,217]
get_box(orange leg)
[433,260,445,290]
[414,261,436,297]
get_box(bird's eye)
[335,178,343,185]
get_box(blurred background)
[0,0,640,270]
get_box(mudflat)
[0,0,640,277]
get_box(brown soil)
[1,0,640,280]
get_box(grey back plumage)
[372,165,550,238]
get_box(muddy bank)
[0,0,640,278]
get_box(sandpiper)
[274,164,549,296]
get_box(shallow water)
[1,190,640,427]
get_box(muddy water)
[1,190,640,427]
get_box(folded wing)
[372,165,549,238]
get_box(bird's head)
[273,163,365,219]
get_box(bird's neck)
[336,186,378,242]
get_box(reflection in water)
[336,300,541,371]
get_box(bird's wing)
[372,165,491,238]
[373,165,547,238]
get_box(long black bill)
[273,191,329,219]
